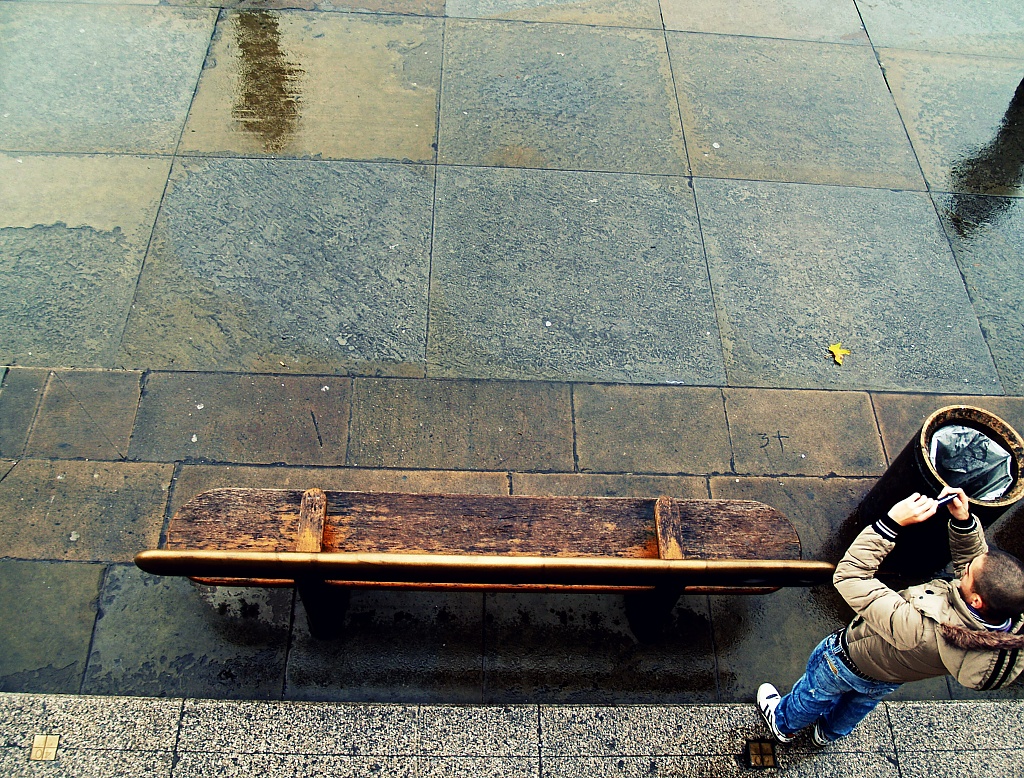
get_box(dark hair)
[975,550,1024,622]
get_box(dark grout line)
[928,192,1008,394]
[536,704,543,778]
[569,384,580,474]
[881,701,906,778]
[659,7,693,178]
[124,369,149,464]
[706,593,722,703]
[420,16,447,385]
[344,377,356,467]
[159,461,184,549]
[16,370,54,462]
[168,697,187,778]
[867,393,893,467]
[0,460,18,487]
[78,562,112,696]
[280,589,299,702]
[2,366,1020,398]
[480,593,487,705]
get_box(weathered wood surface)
[166,489,802,560]
[154,488,818,591]
[295,488,327,553]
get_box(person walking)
[757,487,1024,746]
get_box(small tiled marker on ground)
[745,738,777,769]
[30,734,59,761]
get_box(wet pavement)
[2,0,1024,773]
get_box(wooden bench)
[135,488,834,638]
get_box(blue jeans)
[775,632,902,741]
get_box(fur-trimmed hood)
[939,623,1024,650]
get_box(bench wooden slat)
[153,488,822,593]
[295,488,327,553]
[166,490,800,561]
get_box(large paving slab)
[0,153,171,367]
[171,753,414,777]
[888,700,1024,750]
[0,561,103,694]
[347,378,574,471]
[539,703,758,755]
[695,178,1001,392]
[169,464,511,516]
[573,385,731,475]
[181,11,441,162]
[0,747,173,778]
[512,473,708,499]
[899,751,1024,778]
[881,50,1024,196]
[25,370,141,460]
[668,34,923,189]
[868,393,1024,463]
[286,588,486,703]
[0,368,47,458]
[0,693,181,751]
[0,460,170,563]
[429,167,723,383]
[418,705,539,755]
[83,565,292,699]
[483,592,719,704]
[724,389,886,476]
[660,0,868,45]
[119,157,434,374]
[438,20,687,174]
[0,4,215,153]
[130,372,353,465]
[176,698,419,754]
[857,0,1024,58]
[933,195,1024,394]
[444,0,661,28]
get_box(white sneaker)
[811,721,829,748]
[756,683,794,743]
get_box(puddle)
[231,12,304,153]
[947,77,1024,236]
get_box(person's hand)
[887,493,938,526]
[938,486,970,522]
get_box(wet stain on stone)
[231,12,304,153]
[947,77,1024,237]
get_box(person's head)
[960,550,1024,622]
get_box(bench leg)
[624,587,681,643]
[296,579,349,640]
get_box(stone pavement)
[3,693,1024,777]
[2,0,1024,774]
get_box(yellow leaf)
[828,342,851,366]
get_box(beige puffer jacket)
[834,516,1024,690]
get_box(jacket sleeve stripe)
[872,516,900,541]
[980,648,1016,691]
